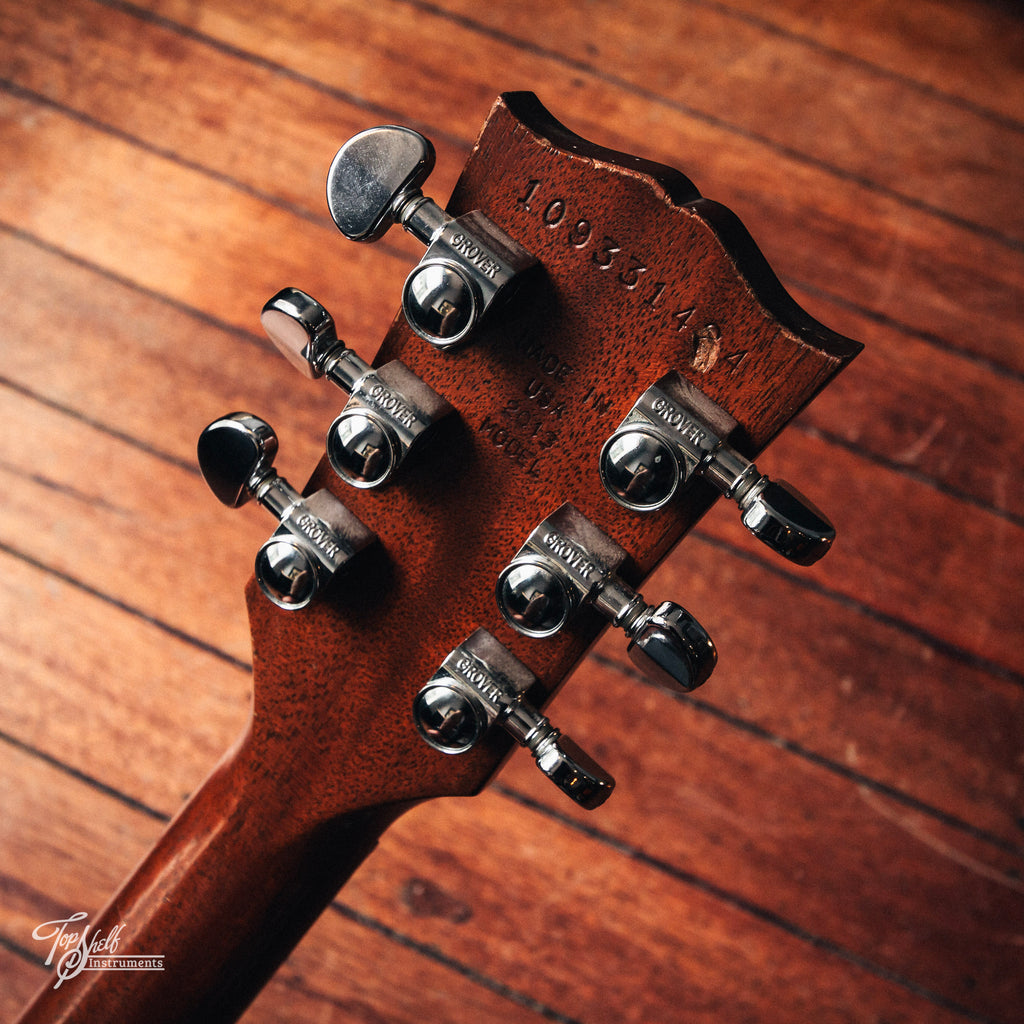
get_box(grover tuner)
[600,371,836,566]
[496,504,716,694]
[261,288,451,489]
[197,412,374,609]
[326,125,536,348]
[413,628,615,809]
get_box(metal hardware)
[413,628,615,809]
[600,371,836,566]
[326,125,536,348]
[496,504,716,693]
[197,412,374,609]
[261,288,451,488]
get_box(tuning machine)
[326,125,536,348]
[600,371,836,566]
[413,628,615,809]
[495,504,716,694]
[261,288,451,489]
[197,412,375,609]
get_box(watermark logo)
[31,912,164,989]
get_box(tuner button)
[326,126,436,243]
[738,478,836,567]
[260,288,343,380]
[531,731,616,810]
[198,412,375,609]
[626,601,717,694]
[197,412,278,508]
[326,128,536,347]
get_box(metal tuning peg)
[197,412,375,609]
[261,287,451,489]
[326,125,536,348]
[495,504,716,694]
[599,371,836,566]
[413,628,615,809]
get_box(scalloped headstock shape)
[244,91,861,821]
[16,91,864,1024]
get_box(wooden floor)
[2,1,1023,1021]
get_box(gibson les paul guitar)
[18,92,861,1022]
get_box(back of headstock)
[17,91,860,1024]
[243,90,860,819]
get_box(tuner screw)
[261,288,451,489]
[413,629,615,809]
[197,412,375,609]
[326,126,536,347]
[600,371,836,566]
[496,504,717,694]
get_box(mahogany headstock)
[233,91,860,823]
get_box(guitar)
[17,91,860,1022]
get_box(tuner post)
[325,126,536,348]
[599,371,837,566]
[197,412,375,609]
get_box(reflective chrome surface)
[413,629,615,809]
[496,504,716,693]
[327,410,398,489]
[197,412,375,609]
[325,126,536,346]
[261,288,451,488]
[325,125,435,243]
[601,370,836,565]
[598,427,679,510]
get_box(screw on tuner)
[600,371,836,566]
[326,125,536,348]
[261,287,451,489]
[413,628,615,809]
[495,504,717,695]
[197,412,375,609]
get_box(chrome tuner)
[496,504,716,694]
[413,628,615,809]
[326,125,536,348]
[599,371,836,566]
[197,412,375,609]
[261,288,451,488]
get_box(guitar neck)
[17,729,409,1023]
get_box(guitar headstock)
[203,92,860,821]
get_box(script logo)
[31,912,164,989]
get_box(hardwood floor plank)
[2,226,1019,840]
[1,528,1019,1017]
[2,0,1022,377]
[1,733,991,1023]
[2,2,1020,1020]
[0,746,563,1024]
[410,0,1024,241]
[1,100,1022,674]
[722,0,1024,125]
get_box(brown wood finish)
[14,89,858,1021]
[2,3,1023,1023]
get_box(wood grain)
[2,2,1021,1022]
